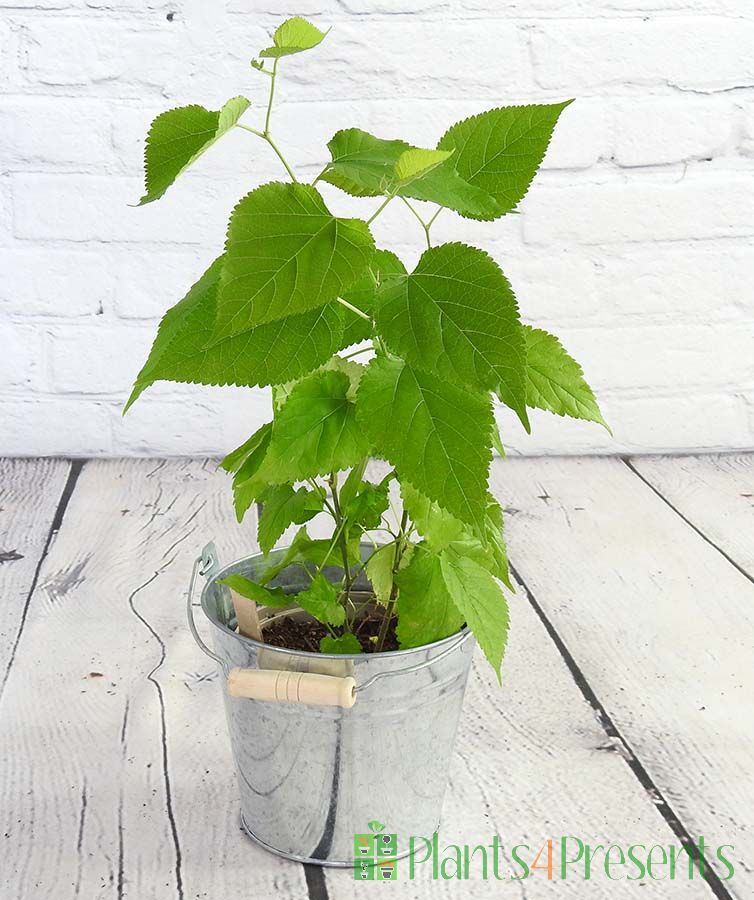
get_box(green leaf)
[139,97,250,205]
[125,257,346,409]
[357,356,492,531]
[343,480,390,530]
[523,326,609,431]
[295,573,345,626]
[437,101,573,219]
[218,573,291,608]
[222,421,272,474]
[374,242,529,429]
[400,482,465,551]
[395,545,465,649]
[257,484,323,554]
[210,182,374,342]
[228,423,273,522]
[321,128,501,219]
[259,526,354,585]
[476,496,513,590]
[320,633,362,655]
[259,16,328,58]
[394,148,453,184]
[365,543,396,605]
[440,546,509,679]
[339,249,406,349]
[257,369,372,484]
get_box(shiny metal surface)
[194,544,475,866]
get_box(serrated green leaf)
[437,101,572,219]
[139,97,250,205]
[257,369,371,485]
[401,482,511,588]
[222,422,272,474]
[125,257,346,410]
[357,356,492,531]
[295,573,345,626]
[218,573,291,608]
[321,128,501,218]
[320,633,362,654]
[374,242,528,429]
[366,543,396,605]
[394,148,453,184]
[259,526,358,586]
[257,484,323,554]
[523,325,609,431]
[339,249,406,349]
[343,480,390,530]
[210,182,374,342]
[439,546,509,679]
[259,16,328,58]
[400,482,466,551]
[395,544,465,649]
[224,422,273,521]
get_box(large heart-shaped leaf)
[210,182,374,343]
[124,257,344,410]
[321,128,501,219]
[139,97,250,205]
[374,242,529,429]
[438,101,573,218]
[356,356,492,531]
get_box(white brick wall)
[1,2,753,457]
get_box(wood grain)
[630,454,754,575]
[0,458,306,900]
[325,462,714,898]
[0,458,72,689]
[493,456,754,897]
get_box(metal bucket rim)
[199,551,472,662]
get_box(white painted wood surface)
[0,458,71,687]
[631,454,754,573]
[0,459,307,900]
[1,455,750,899]
[494,456,754,898]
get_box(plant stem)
[340,346,372,360]
[264,58,278,136]
[400,197,432,249]
[238,58,299,183]
[311,164,330,186]
[329,472,353,610]
[366,193,395,226]
[375,509,409,652]
[337,296,371,322]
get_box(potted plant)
[126,16,607,866]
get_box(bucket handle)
[187,553,469,707]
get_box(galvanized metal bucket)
[187,542,475,867]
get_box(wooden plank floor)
[0,455,752,899]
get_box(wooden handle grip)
[227,668,357,708]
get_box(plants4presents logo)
[354,820,399,880]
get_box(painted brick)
[0,324,43,390]
[50,324,152,394]
[0,248,108,317]
[523,177,754,245]
[613,99,735,167]
[531,19,754,92]
[0,398,112,456]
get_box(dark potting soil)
[262,608,400,654]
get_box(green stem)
[366,193,395,226]
[265,133,298,182]
[264,58,278,136]
[311,164,330,186]
[337,296,371,322]
[375,509,409,652]
[340,346,372,360]
[427,206,443,229]
[329,472,353,611]
[400,197,432,249]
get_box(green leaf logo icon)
[368,820,385,833]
